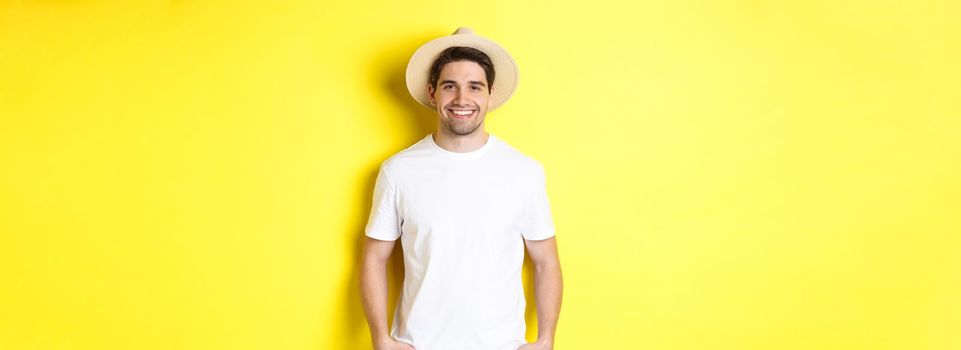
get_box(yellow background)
[2,0,959,349]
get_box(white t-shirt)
[365,132,556,350]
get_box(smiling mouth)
[447,108,476,119]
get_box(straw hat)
[405,27,518,111]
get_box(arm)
[360,236,400,347]
[524,236,563,348]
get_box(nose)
[454,88,469,105]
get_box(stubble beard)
[440,111,484,136]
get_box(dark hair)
[428,46,495,93]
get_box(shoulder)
[377,136,433,176]
[493,135,547,177]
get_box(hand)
[517,339,553,350]
[374,337,416,350]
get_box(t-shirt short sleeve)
[365,165,401,241]
[521,162,556,240]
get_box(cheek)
[437,92,452,103]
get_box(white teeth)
[451,110,474,116]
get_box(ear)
[487,87,495,108]
[426,83,436,107]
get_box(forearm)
[360,259,391,342]
[533,259,563,343]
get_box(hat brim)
[405,32,518,112]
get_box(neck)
[432,128,490,153]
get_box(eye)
[443,84,454,90]
[471,85,481,91]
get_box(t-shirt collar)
[425,132,497,159]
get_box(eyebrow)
[440,80,487,87]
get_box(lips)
[447,108,476,119]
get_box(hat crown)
[452,27,475,35]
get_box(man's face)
[427,60,493,136]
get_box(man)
[360,27,562,350]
